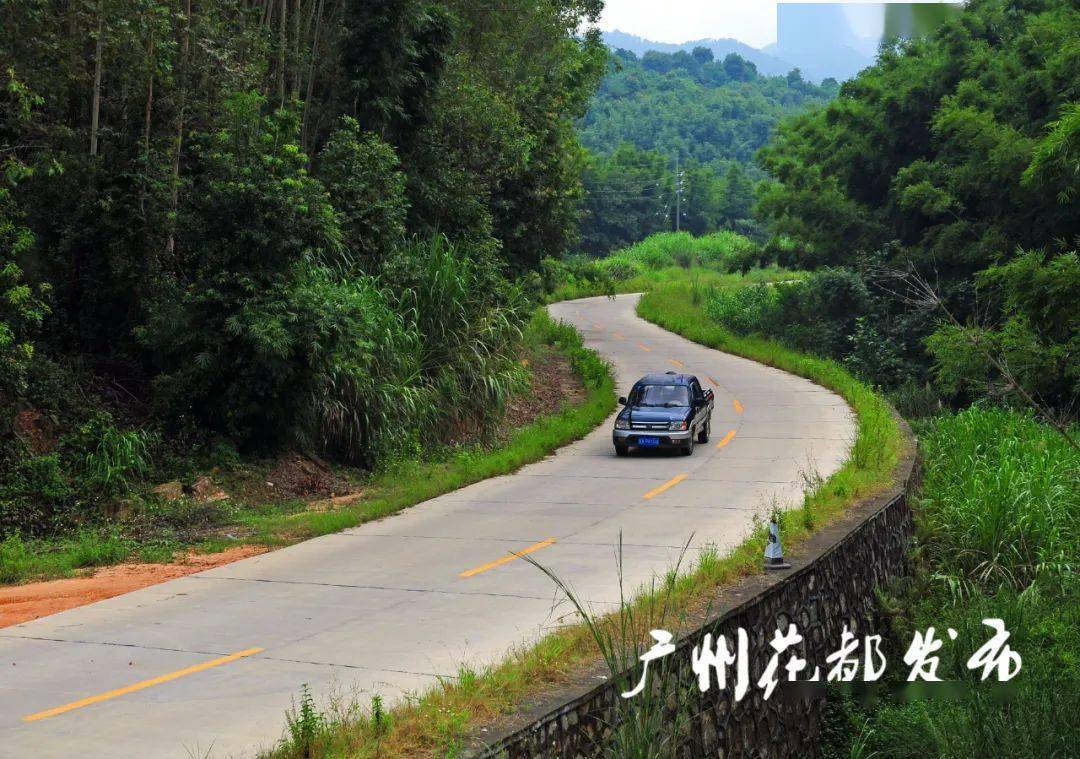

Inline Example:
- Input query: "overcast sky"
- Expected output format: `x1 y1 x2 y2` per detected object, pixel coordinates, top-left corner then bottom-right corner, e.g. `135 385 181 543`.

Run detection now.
596 1 953 49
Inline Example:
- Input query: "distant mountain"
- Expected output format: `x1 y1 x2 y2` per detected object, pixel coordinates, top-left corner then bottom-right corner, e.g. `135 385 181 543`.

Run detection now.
761 41 873 83
601 30 799 79
765 3 879 82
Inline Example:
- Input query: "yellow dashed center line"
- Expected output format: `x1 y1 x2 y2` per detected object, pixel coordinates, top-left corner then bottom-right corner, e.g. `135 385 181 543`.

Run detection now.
22 647 264 722
707 376 720 388
459 538 556 578
643 473 688 500
733 399 744 414
613 331 625 340
636 342 652 352
668 358 684 369
715 429 737 449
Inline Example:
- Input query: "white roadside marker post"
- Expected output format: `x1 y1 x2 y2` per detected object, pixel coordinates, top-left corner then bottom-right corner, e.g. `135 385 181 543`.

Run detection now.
764 518 791 570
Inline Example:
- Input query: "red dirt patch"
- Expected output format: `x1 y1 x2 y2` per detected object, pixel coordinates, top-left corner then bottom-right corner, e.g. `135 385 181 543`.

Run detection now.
267 452 347 497
503 348 587 429
12 409 56 454
0 545 267 629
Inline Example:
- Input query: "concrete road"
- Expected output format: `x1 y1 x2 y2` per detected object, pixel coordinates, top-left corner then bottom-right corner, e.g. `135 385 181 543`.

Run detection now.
0 294 854 757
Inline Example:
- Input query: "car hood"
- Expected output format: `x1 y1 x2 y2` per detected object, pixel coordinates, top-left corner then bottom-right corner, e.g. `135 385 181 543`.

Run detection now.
625 406 690 422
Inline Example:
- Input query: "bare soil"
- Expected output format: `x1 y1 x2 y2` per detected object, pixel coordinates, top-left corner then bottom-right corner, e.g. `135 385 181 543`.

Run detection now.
504 348 587 429
0 546 266 629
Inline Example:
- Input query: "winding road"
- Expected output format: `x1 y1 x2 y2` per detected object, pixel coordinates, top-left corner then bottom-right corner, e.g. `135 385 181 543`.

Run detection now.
0 294 854 757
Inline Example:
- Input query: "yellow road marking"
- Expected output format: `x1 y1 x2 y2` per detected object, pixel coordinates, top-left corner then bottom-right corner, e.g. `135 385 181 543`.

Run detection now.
636 342 652 352
459 538 556 578
715 429 736 449
643 473 688 500
613 331 625 340
593 322 604 329
668 358 684 369
733 399 743 414
22 647 264 722
707 375 720 388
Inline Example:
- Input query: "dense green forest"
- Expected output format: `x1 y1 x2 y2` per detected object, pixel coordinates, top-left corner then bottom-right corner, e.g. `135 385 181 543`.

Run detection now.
746 0 1078 420
0 0 607 538
576 47 838 253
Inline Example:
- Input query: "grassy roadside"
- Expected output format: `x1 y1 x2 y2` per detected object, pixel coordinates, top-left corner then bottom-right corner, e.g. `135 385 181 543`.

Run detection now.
263 270 905 758
824 408 1079 757
0 309 615 585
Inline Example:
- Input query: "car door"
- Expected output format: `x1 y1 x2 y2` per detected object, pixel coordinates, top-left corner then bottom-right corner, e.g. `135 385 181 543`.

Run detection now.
689 379 705 428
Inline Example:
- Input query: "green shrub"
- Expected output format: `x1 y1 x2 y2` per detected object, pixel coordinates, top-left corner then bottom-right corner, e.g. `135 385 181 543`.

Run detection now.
137 94 345 448
0 153 51 401
843 316 905 385
0 453 71 537
703 282 778 333
70 413 156 497
601 256 642 282
316 117 407 266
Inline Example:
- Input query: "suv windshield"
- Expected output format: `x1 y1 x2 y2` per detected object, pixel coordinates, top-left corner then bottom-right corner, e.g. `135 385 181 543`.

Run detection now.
633 384 691 407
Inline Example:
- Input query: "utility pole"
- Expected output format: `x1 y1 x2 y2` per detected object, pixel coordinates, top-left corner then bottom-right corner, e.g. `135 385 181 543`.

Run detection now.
674 155 682 232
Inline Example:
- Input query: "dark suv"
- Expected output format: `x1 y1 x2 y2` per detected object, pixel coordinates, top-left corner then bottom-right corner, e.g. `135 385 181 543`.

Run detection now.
612 372 714 456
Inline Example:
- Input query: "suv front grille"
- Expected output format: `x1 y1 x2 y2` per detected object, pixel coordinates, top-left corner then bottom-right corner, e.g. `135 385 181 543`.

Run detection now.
630 422 668 430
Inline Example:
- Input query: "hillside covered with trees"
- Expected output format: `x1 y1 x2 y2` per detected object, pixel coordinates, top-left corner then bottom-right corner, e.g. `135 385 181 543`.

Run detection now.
0 0 606 539
752 0 1077 420
576 46 838 254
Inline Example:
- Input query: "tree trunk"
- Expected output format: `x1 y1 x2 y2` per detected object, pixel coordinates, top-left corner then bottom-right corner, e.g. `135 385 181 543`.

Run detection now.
89 0 104 156
291 0 301 100
142 30 155 158
301 0 325 150
166 0 192 257
66 1 81 128
277 0 286 105
140 29 155 219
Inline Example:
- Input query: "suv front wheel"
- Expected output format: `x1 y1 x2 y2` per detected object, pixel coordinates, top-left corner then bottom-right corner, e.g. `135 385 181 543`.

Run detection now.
681 434 695 456
697 419 710 444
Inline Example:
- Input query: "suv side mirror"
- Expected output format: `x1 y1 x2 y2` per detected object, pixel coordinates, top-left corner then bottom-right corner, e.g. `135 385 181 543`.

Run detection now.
618 396 628 405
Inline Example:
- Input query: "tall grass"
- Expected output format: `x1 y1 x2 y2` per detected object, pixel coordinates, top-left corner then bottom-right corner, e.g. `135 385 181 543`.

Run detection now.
824 408 1079 759
918 407 1078 588
307 236 530 465
79 424 156 496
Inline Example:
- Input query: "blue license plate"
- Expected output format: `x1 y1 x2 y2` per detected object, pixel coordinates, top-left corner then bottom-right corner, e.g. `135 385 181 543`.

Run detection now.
637 436 660 447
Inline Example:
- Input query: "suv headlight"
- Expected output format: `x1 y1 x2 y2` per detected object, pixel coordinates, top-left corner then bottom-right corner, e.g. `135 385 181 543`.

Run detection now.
669 420 688 431
614 418 630 430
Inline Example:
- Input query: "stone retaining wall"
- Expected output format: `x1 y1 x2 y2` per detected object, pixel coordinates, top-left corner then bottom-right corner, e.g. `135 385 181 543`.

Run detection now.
472 424 918 758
